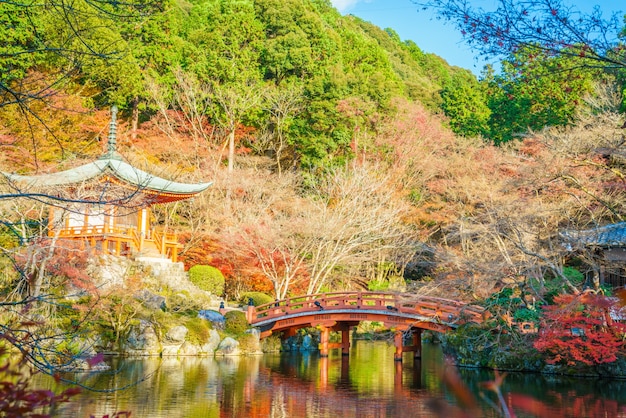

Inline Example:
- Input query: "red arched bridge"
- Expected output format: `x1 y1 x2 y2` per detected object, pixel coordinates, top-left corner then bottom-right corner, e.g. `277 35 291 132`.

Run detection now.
243 291 486 361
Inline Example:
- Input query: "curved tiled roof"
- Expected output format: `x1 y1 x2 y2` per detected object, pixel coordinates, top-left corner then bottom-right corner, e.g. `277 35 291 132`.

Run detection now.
561 222 626 249
2 106 212 202
4 157 212 197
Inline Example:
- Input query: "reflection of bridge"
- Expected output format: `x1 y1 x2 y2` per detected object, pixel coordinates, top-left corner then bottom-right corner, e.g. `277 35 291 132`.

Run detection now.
245 292 486 361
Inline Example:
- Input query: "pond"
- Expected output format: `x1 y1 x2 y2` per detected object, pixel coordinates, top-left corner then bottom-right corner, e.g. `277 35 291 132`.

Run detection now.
39 341 626 417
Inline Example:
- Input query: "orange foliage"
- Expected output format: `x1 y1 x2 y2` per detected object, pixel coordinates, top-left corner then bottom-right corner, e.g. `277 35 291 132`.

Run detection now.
0 71 103 172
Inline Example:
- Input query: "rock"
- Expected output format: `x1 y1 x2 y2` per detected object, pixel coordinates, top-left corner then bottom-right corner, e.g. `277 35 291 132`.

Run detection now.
178 341 199 356
135 289 166 311
198 310 225 329
242 328 262 354
125 319 160 354
300 334 314 351
161 344 182 356
199 330 222 355
166 325 188 343
216 337 241 356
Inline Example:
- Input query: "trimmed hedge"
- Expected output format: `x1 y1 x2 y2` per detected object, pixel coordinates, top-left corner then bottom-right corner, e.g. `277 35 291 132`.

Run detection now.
188 265 225 296
224 310 249 335
239 292 274 307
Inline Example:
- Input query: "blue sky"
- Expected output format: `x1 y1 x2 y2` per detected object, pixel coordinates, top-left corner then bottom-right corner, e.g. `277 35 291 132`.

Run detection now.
331 0 625 74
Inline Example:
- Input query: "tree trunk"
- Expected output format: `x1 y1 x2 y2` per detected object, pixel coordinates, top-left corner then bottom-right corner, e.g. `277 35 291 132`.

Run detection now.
228 128 235 173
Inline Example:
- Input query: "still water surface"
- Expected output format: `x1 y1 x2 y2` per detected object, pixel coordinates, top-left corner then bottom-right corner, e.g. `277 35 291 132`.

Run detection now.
42 341 626 417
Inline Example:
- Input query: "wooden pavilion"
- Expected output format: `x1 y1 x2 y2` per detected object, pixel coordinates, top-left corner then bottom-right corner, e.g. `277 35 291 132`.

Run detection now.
562 222 626 289
3 106 211 262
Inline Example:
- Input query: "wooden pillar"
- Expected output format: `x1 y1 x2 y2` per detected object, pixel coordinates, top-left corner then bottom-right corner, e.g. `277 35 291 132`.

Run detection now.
246 304 256 323
319 326 330 357
341 328 350 356
413 329 422 359
172 246 178 262
319 356 329 390
47 207 55 237
340 355 350 382
82 209 89 234
394 330 403 362
394 359 403 392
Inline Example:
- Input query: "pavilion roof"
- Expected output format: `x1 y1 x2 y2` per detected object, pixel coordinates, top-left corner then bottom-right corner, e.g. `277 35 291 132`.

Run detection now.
561 222 626 250
2 106 211 203
4 157 212 200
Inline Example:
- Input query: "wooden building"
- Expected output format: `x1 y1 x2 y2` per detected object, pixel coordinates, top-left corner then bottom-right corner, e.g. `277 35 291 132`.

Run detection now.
4 106 211 262
562 222 626 288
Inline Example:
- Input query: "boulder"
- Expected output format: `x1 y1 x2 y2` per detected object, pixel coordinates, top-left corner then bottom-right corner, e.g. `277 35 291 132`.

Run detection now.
301 334 314 351
135 289 167 311
198 310 225 329
178 341 200 356
216 337 241 356
242 328 262 354
199 329 222 355
124 319 160 354
166 325 188 343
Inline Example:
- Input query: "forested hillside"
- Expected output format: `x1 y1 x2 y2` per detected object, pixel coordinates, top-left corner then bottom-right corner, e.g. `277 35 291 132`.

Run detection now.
1 0 626 303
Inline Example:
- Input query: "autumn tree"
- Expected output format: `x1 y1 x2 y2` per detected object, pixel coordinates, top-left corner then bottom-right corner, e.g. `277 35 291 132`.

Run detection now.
218 164 416 299
414 0 626 71
534 291 626 366
415 0 626 138
210 82 264 174
259 84 303 175
0 0 154 114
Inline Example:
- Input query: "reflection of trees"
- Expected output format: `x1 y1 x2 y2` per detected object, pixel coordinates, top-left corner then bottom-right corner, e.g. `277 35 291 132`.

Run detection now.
33 343 626 417
458 366 626 410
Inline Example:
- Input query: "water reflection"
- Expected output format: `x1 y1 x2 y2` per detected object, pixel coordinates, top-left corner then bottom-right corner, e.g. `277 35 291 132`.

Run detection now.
35 341 626 417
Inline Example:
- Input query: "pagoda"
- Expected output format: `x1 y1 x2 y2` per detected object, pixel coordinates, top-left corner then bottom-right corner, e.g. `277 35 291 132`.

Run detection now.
4 106 211 262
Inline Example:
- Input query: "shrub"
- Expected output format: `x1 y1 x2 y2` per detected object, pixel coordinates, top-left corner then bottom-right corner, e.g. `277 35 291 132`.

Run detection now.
261 335 282 353
188 265 225 296
224 310 248 335
238 292 274 307
185 317 212 345
237 333 260 354
534 292 626 366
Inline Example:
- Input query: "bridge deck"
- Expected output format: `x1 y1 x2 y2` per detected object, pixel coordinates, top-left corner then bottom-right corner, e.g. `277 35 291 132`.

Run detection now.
247 291 485 331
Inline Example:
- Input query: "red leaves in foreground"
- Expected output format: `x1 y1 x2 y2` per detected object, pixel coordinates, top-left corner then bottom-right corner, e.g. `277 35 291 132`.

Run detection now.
0 372 80 418
533 292 626 366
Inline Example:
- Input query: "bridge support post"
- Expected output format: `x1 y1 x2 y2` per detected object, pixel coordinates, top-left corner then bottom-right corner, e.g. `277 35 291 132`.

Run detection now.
341 328 350 356
319 326 330 357
320 356 328 390
246 303 256 323
394 331 403 362
413 329 422 359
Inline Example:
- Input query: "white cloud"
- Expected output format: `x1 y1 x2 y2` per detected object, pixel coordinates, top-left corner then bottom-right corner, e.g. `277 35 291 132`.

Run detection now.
330 0 361 13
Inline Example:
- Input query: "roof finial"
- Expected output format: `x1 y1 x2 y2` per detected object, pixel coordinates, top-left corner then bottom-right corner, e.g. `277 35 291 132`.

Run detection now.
101 105 122 160
107 105 118 154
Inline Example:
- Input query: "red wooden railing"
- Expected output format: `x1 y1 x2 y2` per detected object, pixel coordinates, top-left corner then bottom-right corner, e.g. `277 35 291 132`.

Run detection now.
247 291 485 326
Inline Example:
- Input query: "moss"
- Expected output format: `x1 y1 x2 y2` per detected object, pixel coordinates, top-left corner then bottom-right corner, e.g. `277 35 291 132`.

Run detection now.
185 317 212 345
224 310 248 335
237 333 259 354
261 335 282 353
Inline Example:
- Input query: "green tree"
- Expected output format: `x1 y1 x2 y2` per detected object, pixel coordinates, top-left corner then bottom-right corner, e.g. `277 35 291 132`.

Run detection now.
440 69 490 137
1 0 151 111
187 0 263 84
485 46 597 143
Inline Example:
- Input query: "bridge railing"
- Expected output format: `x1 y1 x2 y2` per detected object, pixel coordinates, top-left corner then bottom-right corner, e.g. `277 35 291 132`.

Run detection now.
249 291 485 325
